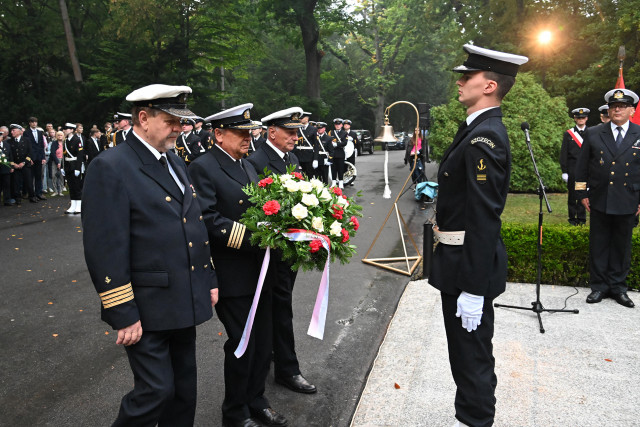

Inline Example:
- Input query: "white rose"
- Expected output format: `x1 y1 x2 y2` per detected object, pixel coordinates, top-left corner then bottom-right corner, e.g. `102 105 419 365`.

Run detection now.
336 196 349 206
319 188 332 202
291 203 308 220
282 179 300 192
280 174 292 181
329 220 342 236
311 216 324 232
301 193 319 207
298 181 313 193
310 178 324 191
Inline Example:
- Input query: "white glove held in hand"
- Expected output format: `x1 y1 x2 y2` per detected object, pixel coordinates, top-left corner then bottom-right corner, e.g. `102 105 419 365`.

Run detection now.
74 170 80 177
456 291 484 332
323 158 330 166
312 160 318 169
562 173 568 183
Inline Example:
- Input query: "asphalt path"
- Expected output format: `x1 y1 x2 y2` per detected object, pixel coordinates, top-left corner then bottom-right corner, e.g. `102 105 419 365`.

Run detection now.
0 149 437 426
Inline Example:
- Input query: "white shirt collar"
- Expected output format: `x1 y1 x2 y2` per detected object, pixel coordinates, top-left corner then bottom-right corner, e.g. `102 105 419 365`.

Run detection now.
132 130 162 160
611 121 630 135
466 106 499 125
214 143 241 162
266 139 286 159
575 125 586 131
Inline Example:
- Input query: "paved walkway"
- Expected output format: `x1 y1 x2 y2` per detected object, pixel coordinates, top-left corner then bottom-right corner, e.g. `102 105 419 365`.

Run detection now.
351 281 640 427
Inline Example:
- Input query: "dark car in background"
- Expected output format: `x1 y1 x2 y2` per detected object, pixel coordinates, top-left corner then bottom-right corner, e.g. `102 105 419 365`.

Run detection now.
354 129 374 154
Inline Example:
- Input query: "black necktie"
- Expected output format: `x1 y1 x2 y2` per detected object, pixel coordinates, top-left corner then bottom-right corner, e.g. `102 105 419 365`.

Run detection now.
615 126 623 146
283 153 290 164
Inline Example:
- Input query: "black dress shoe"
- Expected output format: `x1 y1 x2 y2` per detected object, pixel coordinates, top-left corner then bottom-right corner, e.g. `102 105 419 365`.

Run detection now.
37 195 47 200
29 197 38 203
4 202 15 206
612 293 635 308
275 374 317 394
249 408 288 426
222 417 261 427
586 290 607 304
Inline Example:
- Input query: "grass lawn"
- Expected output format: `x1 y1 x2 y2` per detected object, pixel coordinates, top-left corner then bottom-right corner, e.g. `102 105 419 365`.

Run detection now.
502 192 578 225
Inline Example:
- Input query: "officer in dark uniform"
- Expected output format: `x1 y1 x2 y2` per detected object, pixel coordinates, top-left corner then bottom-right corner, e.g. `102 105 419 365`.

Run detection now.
62 123 84 214
598 104 611 124
83 84 218 426
560 107 589 225
8 124 37 204
248 123 266 155
101 121 112 151
189 103 287 427
1 130 15 205
86 128 103 166
429 44 528 427
327 118 348 188
293 111 318 178
315 122 334 184
247 108 317 397
194 116 211 148
176 118 205 164
113 112 132 147
575 88 640 308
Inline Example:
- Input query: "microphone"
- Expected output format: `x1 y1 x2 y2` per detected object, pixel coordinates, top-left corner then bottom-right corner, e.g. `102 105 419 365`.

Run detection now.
521 122 531 143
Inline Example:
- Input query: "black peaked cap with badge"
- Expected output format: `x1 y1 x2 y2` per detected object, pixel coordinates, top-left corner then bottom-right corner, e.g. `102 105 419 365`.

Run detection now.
452 44 528 77
261 107 304 129
572 108 590 118
605 88 639 106
205 103 261 130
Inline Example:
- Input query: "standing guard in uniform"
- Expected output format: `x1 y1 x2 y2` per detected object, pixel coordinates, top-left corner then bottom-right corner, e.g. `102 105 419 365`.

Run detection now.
343 119 359 182
247 108 317 397
327 118 348 188
429 44 528 427
599 104 611 124
8 124 36 204
0 130 14 206
315 122 334 183
293 111 319 178
560 108 589 225
190 104 288 427
194 117 210 148
176 118 205 164
101 121 113 150
575 88 640 308
62 123 84 214
249 124 266 155
82 84 218 427
112 112 132 147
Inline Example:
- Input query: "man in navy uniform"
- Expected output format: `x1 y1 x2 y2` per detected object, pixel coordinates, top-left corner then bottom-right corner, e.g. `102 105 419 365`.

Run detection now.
247 108 317 396
315 122 334 184
293 111 318 178
560 108 589 225
62 123 84 215
8 124 37 204
82 84 219 426
430 44 528 427
193 116 210 148
23 117 47 200
176 117 205 164
327 118 348 188
0 129 14 205
598 104 611 124
249 124 266 155
112 112 132 147
189 104 288 427
575 88 640 308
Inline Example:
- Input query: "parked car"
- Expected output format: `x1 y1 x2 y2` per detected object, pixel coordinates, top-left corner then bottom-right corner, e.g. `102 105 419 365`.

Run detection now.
354 129 374 154
387 133 407 150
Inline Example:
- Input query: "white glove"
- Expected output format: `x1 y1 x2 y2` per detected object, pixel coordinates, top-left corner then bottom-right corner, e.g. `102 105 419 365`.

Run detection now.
312 160 318 169
74 170 80 177
60 169 65 177
456 291 484 332
323 158 330 166
561 173 568 183
81 163 85 174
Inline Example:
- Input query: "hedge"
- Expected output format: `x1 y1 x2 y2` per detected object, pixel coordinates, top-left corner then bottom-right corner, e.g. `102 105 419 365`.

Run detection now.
502 223 640 290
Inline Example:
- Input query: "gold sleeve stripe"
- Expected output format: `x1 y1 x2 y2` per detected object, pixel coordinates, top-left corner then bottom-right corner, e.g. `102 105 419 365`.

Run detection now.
228 222 246 250
99 283 134 308
575 182 587 191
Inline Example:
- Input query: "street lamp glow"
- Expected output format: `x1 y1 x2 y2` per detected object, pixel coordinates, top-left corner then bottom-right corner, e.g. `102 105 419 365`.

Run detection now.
538 30 552 45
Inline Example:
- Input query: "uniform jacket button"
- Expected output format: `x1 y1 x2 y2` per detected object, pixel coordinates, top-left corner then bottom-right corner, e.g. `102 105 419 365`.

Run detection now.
199 215 203 221
191 266 195 271
443 172 449 177
165 196 172 202
239 200 244 205
189 242 193 247
183 218 187 223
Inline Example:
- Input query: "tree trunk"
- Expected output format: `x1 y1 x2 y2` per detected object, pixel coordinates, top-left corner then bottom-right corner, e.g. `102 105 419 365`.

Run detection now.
296 0 322 100
59 0 83 82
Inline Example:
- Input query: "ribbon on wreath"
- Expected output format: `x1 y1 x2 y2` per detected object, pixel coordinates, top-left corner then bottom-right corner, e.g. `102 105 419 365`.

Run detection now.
234 228 331 358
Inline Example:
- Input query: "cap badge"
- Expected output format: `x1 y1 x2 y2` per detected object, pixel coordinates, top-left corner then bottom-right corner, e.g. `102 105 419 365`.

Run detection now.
292 113 300 120
579 109 584 114
243 110 251 119
614 90 624 99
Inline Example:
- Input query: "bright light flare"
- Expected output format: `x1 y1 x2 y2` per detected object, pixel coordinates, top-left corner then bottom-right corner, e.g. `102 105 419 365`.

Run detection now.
538 30 552 45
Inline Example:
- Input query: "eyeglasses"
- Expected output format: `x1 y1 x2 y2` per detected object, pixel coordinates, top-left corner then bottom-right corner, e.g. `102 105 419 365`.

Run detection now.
609 104 630 111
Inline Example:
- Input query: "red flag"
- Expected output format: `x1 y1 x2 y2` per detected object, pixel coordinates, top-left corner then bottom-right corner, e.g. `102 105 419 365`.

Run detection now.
615 66 625 89
631 105 640 125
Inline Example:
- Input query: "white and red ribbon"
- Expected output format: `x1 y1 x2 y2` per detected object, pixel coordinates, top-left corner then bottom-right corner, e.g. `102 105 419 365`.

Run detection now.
234 229 331 358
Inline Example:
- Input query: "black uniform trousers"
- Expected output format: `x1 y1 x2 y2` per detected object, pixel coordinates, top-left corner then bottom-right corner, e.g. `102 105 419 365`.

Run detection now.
12 167 34 200
32 161 44 196
267 255 300 378
441 293 496 427
114 326 197 427
588 209 635 295
566 175 586 224
299 161 315 179
331 157 345 181
1 173 11 203
215 290 272 422
65 162 83 200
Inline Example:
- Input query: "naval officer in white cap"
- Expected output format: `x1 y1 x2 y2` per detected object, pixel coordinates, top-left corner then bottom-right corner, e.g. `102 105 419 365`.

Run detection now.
560 107 590 225
429 44 528 427
82 84 218 426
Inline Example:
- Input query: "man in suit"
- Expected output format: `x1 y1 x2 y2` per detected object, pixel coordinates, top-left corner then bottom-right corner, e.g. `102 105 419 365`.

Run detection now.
86 127 103 166
8 124 37 204
429 44 528 427
560 108 589 225
247 107 317 397
293 111 318 178
82 84 218 426
575 88 640 308
24 117 47 200
189 104 287 427
327 118 348 188
62 123 84 214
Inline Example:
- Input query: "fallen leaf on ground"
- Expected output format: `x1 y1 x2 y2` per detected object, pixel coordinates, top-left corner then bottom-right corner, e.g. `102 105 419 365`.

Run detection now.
71 280 77 283
604 359 612 362
218 332 223 336
105 331 109 335
37 280 44 283
394 383 401 389
48 302 53 305
52 334 58 337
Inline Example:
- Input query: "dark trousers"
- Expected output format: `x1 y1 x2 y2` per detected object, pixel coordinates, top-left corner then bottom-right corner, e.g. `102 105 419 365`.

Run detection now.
114 327 198 427
215 291 272 422
567 176 586 224
299 161 314 179
332 157 345 181
441 293 497 427
589 209 635 295
66 170 83 200
32 161 43 196
12 167 34 200
267 258 300 378
0 173 11 203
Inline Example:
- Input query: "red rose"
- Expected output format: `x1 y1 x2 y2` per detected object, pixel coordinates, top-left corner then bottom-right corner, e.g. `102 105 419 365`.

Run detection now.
331 187 342 197
350 216 359 231
331 204 344 220
309 239 323 253
341 228 350 243
262 200 281 216
293 172 304 180
258 177 274 187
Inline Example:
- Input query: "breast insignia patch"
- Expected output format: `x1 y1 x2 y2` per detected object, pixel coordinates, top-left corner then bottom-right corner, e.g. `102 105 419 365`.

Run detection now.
470 137 495 149
476 158 487 183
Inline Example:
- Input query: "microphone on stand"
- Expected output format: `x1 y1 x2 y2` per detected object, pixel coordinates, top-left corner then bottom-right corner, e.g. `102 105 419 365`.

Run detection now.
521 122 531 142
